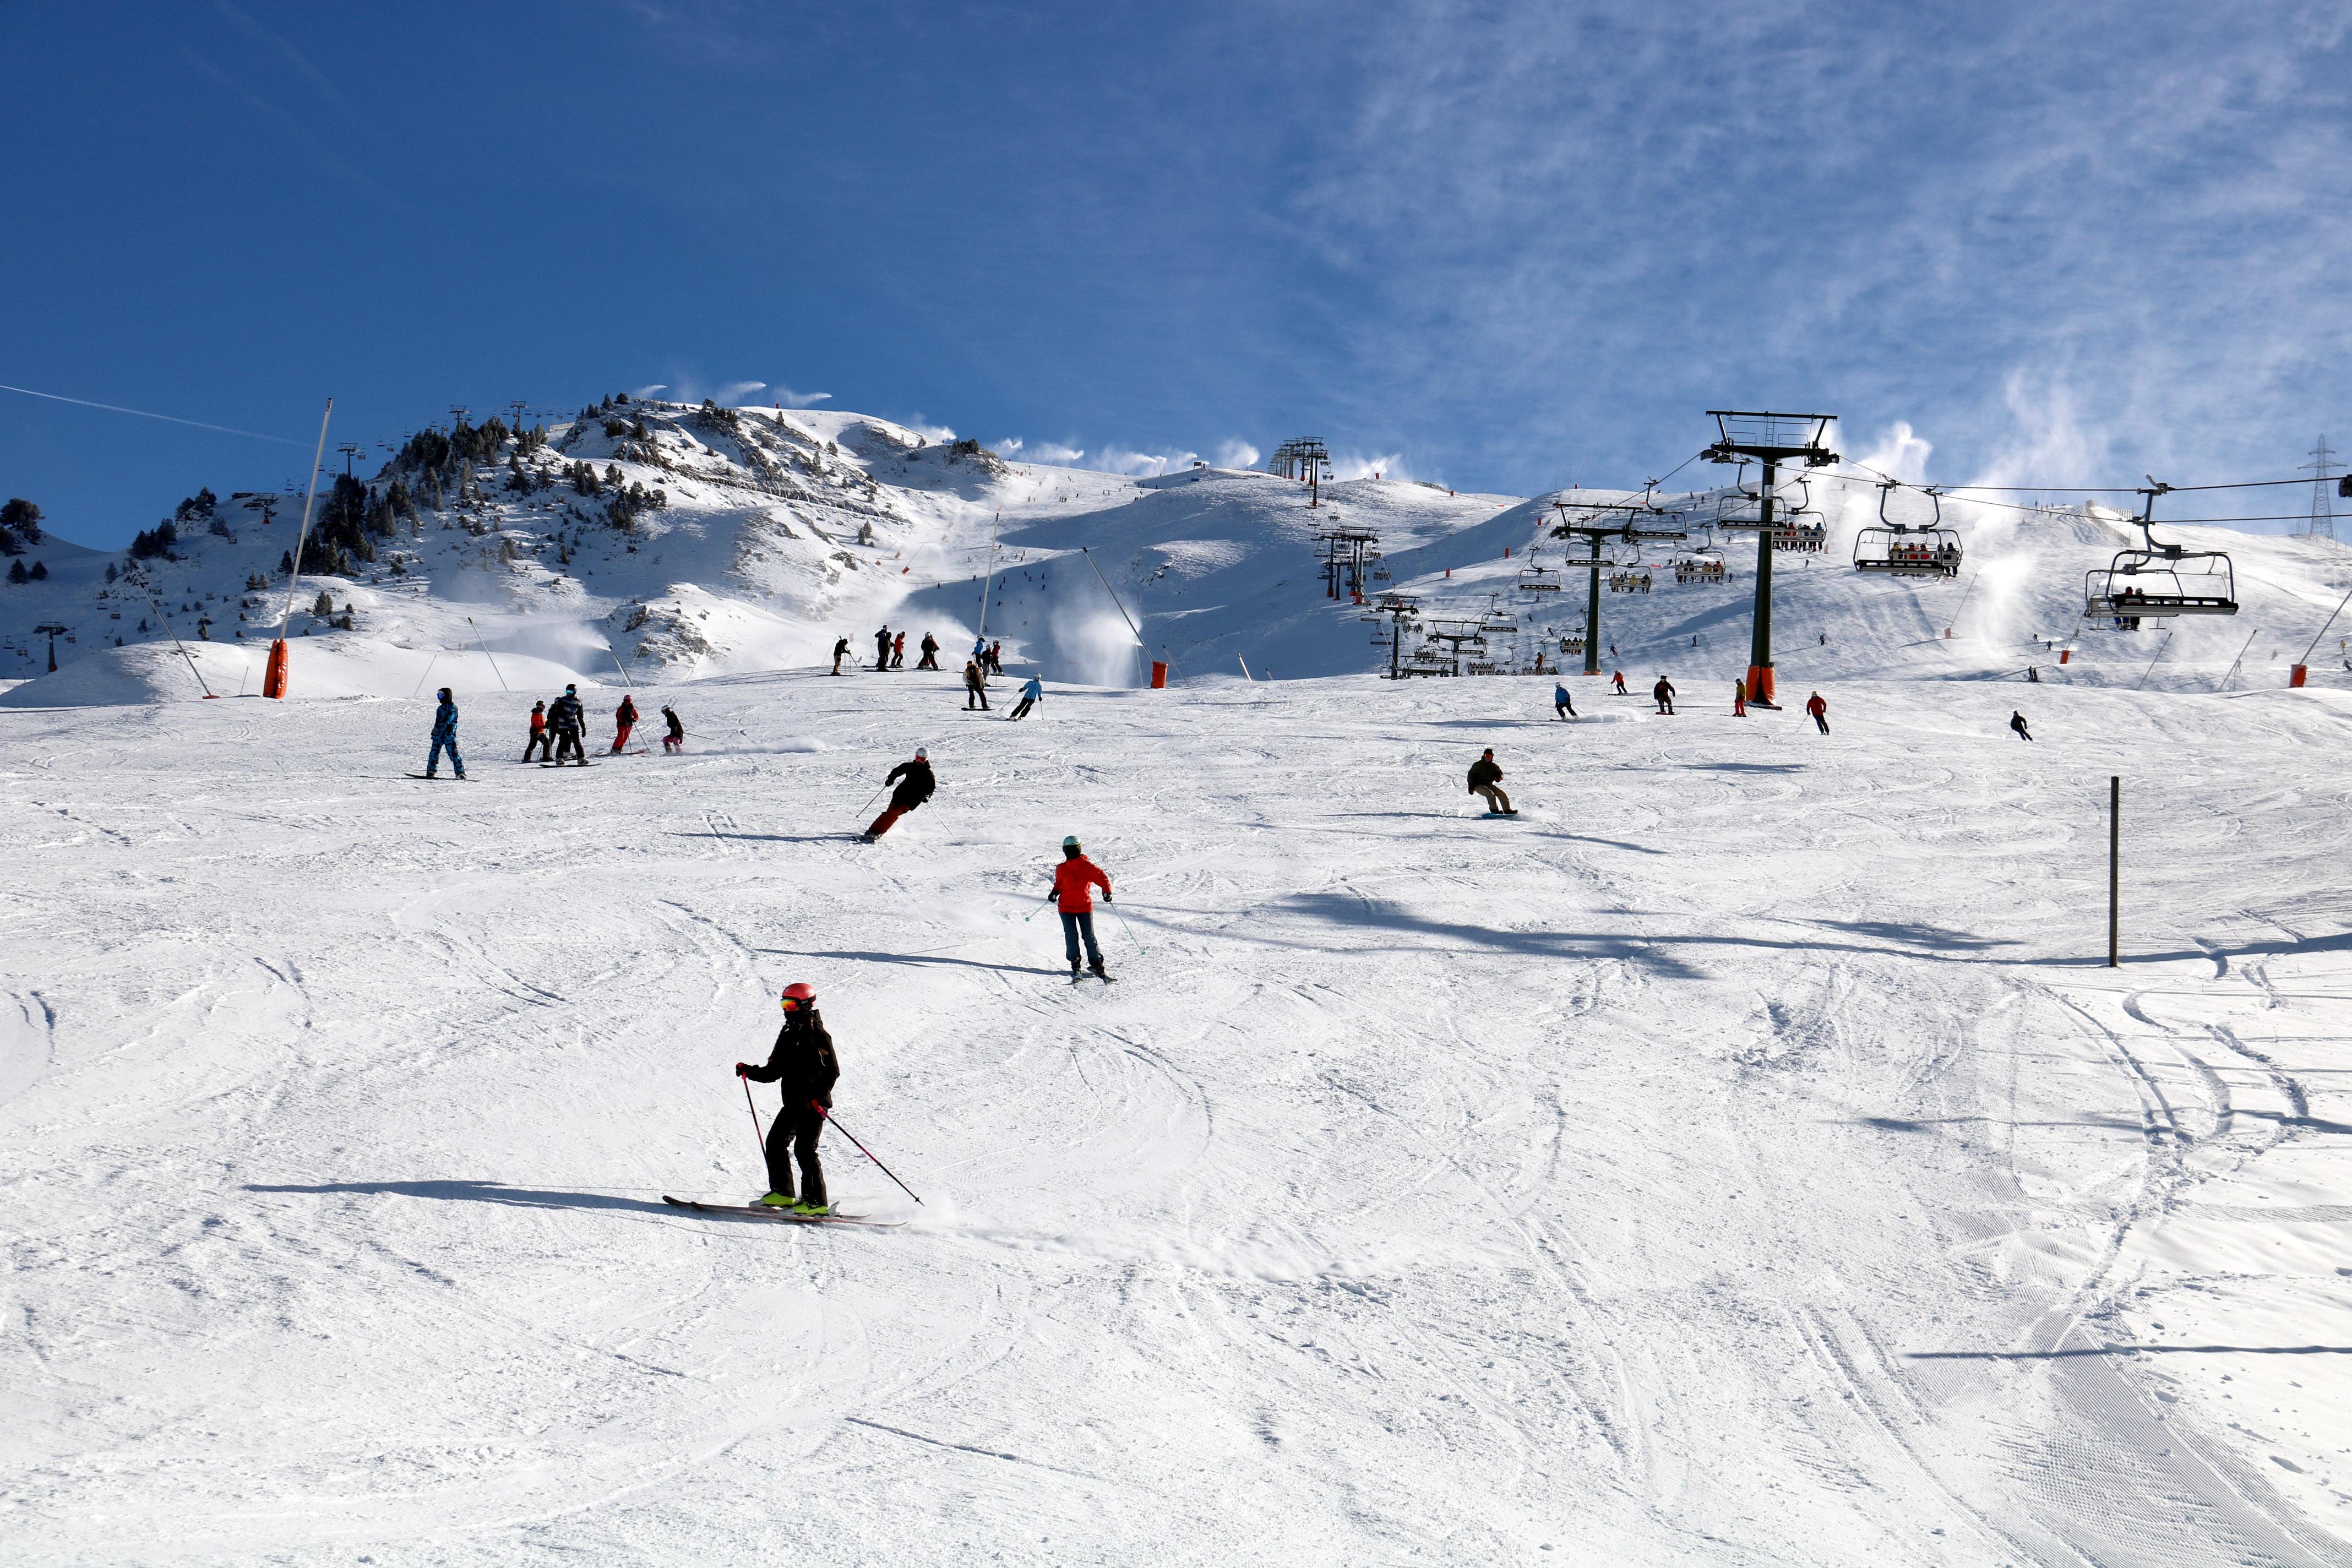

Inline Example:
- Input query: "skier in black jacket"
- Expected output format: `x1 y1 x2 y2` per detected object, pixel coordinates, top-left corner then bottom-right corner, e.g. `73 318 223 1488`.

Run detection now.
736 982 841 1213
547 685 587 765
861 748 935 841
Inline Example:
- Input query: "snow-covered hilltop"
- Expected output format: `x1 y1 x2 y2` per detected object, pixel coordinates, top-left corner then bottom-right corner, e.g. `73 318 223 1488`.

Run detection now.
6 395 2350 706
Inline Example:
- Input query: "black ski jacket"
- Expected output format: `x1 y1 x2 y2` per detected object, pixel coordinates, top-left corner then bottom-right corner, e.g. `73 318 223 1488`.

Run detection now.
548 694 585 734
744 1010 840 1109
885 756 935 807
1468 757 1502 791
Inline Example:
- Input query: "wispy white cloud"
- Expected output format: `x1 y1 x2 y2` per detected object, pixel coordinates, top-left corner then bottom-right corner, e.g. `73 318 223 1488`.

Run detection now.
1213 439 1261 470
1293 1 2352 507
906 415 957 442
770 385 831 409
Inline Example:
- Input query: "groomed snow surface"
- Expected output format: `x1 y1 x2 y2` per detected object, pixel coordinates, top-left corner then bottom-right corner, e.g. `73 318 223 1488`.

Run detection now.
7 667 2352 1565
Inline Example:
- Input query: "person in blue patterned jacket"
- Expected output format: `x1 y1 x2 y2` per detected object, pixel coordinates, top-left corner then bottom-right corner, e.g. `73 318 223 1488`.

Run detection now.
427 687 466 779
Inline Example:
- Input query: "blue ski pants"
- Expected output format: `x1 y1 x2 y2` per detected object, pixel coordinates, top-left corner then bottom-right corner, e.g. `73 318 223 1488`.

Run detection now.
1061 911 1103 967
428 737 464 776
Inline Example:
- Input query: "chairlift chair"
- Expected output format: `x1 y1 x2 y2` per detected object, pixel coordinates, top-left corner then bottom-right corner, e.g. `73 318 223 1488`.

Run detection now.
1854 483 1964 578
2084 486 2237 624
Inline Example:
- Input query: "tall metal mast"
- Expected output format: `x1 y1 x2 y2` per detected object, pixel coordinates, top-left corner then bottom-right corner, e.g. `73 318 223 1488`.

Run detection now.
1703 410 1838 706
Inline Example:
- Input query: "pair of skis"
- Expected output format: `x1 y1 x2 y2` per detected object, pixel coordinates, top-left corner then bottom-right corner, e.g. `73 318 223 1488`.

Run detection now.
661 1196 900 1228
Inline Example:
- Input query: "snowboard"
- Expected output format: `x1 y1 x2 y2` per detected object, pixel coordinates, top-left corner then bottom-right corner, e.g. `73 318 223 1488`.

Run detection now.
404 772 471 781
661 1196 901 1227
541 761 598 768
1069 971 1115 984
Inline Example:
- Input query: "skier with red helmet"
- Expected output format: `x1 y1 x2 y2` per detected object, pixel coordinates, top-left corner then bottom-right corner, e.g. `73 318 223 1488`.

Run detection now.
735 983 841 1213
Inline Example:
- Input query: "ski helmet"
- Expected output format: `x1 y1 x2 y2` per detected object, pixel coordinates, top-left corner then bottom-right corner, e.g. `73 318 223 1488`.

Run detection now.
1062 836 1081 849
914 747 927 759
780 981 815 1011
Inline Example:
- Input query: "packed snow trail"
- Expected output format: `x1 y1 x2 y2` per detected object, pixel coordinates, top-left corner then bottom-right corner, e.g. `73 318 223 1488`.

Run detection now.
4 672 2350 1564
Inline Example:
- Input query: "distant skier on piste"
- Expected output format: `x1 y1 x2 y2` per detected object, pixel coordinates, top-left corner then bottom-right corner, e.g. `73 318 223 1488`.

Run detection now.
873 625 892 671
891 631 906 669
426 687 466 779
1050 835 1112 981
661 704 685 753
1733 678 1747 718
1652 676 1676 715
1611 670 1629 695
611 694 639 754
523 699 552 762
963 658 990 710
917 632 940 669
861 748 935 842
831 636 851 676
986 640 1004 675
1468 748 1515 815
1805 690 1830 734
735 982 840 1213
1009 674 1043 721
1554 680 1576 720
548 684 587 764
2010 710 2033 741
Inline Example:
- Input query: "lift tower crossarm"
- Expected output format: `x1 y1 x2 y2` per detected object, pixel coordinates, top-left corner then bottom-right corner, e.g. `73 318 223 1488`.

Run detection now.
1704 410 1838 705
1548 498 1688 676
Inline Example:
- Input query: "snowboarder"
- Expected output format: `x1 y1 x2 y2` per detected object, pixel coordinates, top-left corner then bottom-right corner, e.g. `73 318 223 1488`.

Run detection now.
611 694 639 754
1009 674 1043 721
1611 670 1629 695
1050 835 1112 981
861 748 935 841
548 684 587 764
1554 680 1576 720
2010 710 2033 741
963 658 990 710
661 704 685 754
734 982 840 1213
917 632 940 670
1733 678 1747 718
1819 631 1827 646
522 699 552 762
1805 690 1830 734
1468 748 1515 815
426 687 466 778
2026 665 2040 683
831 636 850 676
891 631 906 669
1652 676 1676 715
873 625 892 671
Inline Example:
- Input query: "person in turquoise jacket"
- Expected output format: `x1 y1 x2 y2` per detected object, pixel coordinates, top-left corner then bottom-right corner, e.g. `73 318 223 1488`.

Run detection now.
1009 674 1044 721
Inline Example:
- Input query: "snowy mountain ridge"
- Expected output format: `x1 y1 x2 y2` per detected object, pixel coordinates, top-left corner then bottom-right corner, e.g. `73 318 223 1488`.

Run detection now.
5 394 2350 706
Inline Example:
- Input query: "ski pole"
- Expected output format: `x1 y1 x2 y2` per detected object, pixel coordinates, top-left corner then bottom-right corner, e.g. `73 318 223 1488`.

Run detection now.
741 1076 767 1165
815 1104 923 1204
852 781 888 823
1106 899 1146 954
1023 891 1054 923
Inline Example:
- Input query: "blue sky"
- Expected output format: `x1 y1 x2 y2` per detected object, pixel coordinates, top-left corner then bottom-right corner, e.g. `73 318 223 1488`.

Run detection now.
3 0 2349 547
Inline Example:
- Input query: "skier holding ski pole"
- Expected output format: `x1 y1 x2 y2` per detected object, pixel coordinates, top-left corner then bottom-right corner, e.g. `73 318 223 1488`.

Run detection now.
1050 834 1113 982
733 982 840 1213
860 748 935 842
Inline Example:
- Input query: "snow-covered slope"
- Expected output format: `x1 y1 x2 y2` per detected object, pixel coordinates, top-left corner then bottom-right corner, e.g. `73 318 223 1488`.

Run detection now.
6 667 2352 1564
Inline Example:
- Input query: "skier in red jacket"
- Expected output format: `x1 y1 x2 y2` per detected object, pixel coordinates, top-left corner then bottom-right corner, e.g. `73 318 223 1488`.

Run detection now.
1805 690 1829 734
1049 835 1112 981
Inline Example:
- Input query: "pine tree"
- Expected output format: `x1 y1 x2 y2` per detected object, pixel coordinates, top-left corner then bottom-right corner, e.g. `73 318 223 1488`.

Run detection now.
28 560 45 580
6 560 25 584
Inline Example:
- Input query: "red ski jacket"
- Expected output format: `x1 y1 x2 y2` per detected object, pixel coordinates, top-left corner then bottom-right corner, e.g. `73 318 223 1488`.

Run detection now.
1805 694 1827 717
1052 856 1111 914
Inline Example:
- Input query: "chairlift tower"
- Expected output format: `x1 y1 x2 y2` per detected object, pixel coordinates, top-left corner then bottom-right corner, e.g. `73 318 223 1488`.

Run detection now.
34 623 68 673
1269 439 1333 507
1363 592 1422 679
2303 438 2339 543
1704 410 1838 704
1315 527 1380 598
1548 499 1687 675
